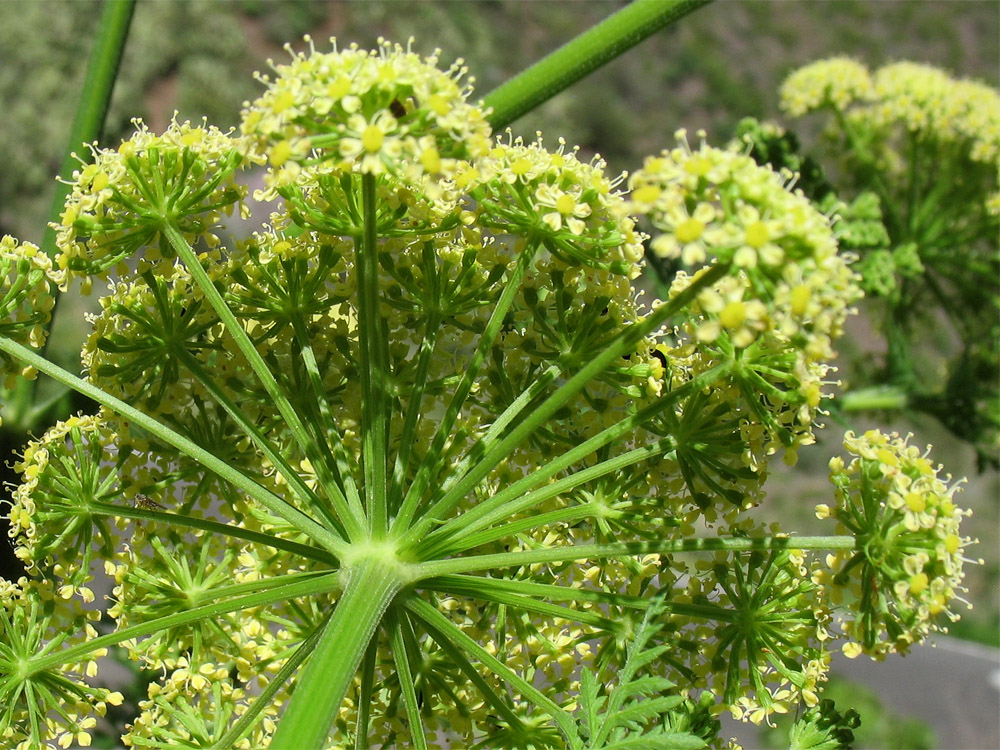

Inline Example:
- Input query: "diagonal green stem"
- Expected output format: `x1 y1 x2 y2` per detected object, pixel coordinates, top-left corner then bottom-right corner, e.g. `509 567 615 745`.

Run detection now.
424 576 619 633
27 571 337 674
0 336 347 558
211 616 328 750
392 243 539 534
483 0 714 129
387 610 430 750
406 597 575 741
417 612 527 735
288 315 368 533
415 363 731 558
401 263 729 549
29 0 136 420
426 574 647 611
178 348 354 540
89 500 335 565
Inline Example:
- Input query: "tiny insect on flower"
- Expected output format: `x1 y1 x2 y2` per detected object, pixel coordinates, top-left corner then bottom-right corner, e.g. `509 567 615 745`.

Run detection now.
133 494 164 511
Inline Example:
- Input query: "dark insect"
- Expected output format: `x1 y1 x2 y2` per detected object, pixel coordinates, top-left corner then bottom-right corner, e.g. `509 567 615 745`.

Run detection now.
389 98 407 119
133 494 164 511
651 348 668 369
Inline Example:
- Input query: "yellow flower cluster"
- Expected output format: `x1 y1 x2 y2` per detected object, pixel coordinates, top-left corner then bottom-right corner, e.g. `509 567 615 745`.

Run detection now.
672 543 832 725
0 580 124 750
52 119 260 293
630 132 861 460
630 131 857 350
816 430 975 659
5 414 119 602
123 666 279 749
241 37 492 180
779 57 873 117
13 34 978 749
470 134 644 277
0 236 53 392
869 61 1000 165
780 58 1000 205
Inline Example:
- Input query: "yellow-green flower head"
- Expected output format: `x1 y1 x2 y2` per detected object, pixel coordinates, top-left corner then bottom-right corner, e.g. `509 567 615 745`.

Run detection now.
241 36 492 179
870 61 1000 164
677 545 832 725
817 430 974 659
5 414 122 601
123 673 279 749
778 57 874 117
0 580 124 750
632 133 860 460
470 134 644 278
52 118 262 293
629 131 844 290
82 264 223 414
0 236 54 391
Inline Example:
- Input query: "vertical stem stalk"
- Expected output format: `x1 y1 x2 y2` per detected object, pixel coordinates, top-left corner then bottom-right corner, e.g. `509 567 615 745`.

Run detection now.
43 0 137 260
269 557 405 750
357 173 391 537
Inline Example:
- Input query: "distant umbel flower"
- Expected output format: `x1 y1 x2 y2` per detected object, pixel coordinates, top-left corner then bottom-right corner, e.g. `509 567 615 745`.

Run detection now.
816 429 976 659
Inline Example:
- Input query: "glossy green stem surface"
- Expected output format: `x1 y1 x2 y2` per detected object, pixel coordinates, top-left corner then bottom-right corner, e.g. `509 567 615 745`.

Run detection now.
484 0 714 129
269 554 407 749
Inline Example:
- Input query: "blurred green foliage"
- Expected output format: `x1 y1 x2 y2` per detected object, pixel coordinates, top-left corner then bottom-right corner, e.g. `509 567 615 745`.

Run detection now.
2 1 996 242
760 677 936 750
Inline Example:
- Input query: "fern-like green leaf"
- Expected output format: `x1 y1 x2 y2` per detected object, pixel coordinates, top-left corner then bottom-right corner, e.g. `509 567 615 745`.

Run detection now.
570 596 709 750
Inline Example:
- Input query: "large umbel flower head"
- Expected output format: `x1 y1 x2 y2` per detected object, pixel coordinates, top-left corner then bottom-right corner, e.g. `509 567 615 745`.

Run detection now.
0 38 973 749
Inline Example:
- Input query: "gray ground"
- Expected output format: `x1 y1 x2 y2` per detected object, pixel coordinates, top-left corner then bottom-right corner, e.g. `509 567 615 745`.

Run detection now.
721 636 1000 750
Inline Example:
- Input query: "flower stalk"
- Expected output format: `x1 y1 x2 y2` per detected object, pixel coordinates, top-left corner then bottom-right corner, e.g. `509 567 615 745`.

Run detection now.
269 554 408 749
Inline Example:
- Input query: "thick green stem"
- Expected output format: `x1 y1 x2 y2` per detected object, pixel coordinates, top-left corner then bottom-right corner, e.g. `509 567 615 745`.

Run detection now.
483 0 714 129
42 0 136 260
270 554 407 750
31 0 136 419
